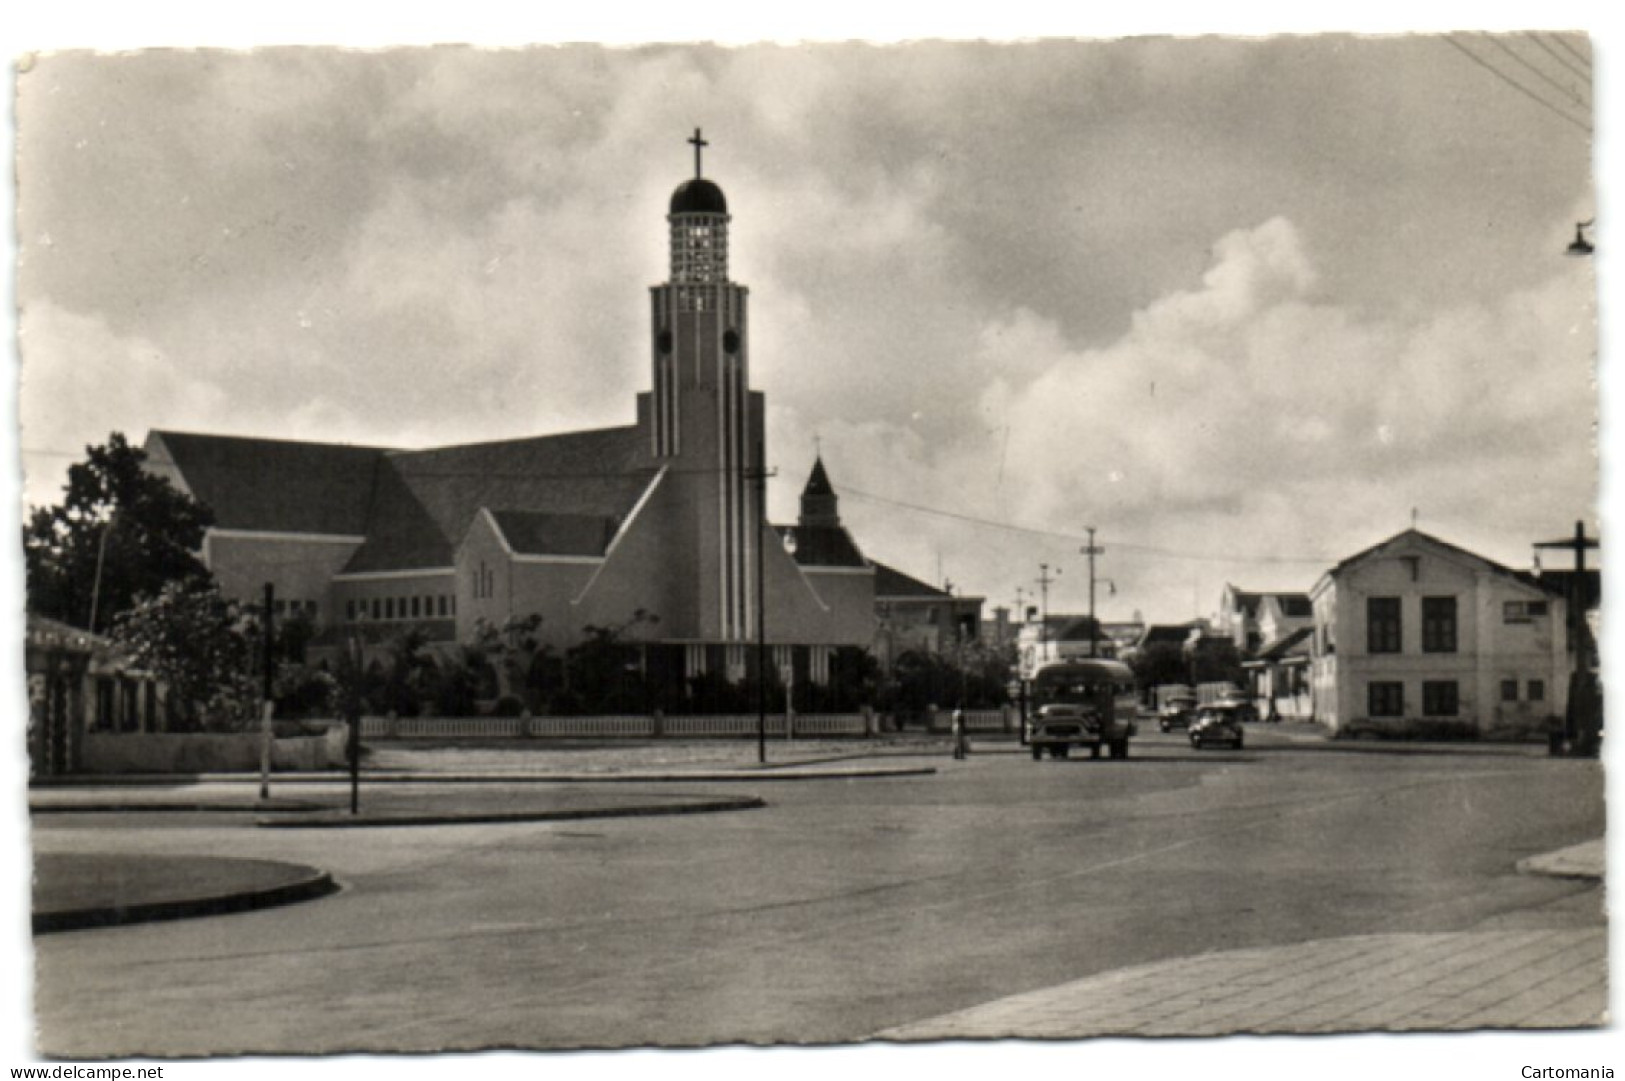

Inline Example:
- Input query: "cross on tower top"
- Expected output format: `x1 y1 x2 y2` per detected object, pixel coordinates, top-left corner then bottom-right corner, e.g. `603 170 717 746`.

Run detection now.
689 127 708 178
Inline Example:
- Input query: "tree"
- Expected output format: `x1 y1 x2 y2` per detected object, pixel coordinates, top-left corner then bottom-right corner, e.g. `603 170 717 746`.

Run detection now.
1127 641 1190 691
564 609 659 713
468 613 549 709
24 433 215 631
109 580 260 731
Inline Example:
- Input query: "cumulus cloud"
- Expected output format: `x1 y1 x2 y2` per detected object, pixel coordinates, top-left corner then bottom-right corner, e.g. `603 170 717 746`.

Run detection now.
774 218 1595 619
14 43 1596 621
18 300 233 507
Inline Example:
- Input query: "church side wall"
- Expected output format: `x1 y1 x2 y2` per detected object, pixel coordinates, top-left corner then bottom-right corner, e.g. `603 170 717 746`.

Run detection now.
797 569 877 647
569 479 691 644
206 533 363 626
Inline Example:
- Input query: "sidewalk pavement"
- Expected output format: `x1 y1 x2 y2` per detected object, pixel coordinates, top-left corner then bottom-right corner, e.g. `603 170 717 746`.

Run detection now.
29 762 937 790
877 838 1606 1040
29 781 770 826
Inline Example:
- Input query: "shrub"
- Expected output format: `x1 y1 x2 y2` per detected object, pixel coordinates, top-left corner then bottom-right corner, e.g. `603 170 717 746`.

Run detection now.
489 694 526 718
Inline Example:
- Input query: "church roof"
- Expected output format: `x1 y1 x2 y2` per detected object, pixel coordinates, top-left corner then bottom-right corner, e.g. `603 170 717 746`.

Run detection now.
802 456 834 497
151 431 391 536
777 523 867 569
872 561 949 599
151 426 655 575
344 426 651 573
670 177 728 215
489 510 619 558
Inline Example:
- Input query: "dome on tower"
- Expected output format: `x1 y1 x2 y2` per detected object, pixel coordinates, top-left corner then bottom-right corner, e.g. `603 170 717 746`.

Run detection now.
669 177 728 215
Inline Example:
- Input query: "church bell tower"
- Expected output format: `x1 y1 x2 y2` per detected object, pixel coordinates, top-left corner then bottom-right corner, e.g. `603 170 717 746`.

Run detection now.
648 130 759 641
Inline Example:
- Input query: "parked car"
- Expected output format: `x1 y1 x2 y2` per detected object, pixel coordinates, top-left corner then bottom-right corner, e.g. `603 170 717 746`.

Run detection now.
1158 695 1200 732
1211 691 1259 724
1190 703 1246 749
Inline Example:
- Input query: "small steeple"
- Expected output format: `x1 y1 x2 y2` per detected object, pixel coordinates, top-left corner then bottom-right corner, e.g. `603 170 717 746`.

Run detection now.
799 455 839 527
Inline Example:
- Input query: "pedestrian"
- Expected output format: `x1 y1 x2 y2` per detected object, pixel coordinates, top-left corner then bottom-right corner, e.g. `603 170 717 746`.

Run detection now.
951 707 969 760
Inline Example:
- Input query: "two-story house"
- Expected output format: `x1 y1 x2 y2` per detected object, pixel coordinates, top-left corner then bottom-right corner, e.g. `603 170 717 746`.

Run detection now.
1309 529 1569 736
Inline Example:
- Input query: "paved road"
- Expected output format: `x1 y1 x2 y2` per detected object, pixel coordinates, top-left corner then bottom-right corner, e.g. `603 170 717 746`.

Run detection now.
30 734 1605 1055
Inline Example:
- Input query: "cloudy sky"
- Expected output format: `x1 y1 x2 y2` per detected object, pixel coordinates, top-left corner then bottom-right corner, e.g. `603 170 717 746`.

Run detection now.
13 30 1599 625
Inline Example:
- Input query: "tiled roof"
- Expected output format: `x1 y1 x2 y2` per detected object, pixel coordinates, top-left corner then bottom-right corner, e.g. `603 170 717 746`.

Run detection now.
344 426 651 573
490 510 618 558
1255 626 1313 660
153 427 656 575
152 431 391 535
1275 594 1313 617
780 523 867 569
871 561 947 598
1329 529 1556 596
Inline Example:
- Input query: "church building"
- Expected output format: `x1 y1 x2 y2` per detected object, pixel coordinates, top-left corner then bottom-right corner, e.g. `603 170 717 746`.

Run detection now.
141 132 878 696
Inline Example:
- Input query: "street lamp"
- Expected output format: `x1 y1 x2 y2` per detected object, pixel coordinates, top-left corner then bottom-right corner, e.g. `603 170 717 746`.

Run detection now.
1566 219 1595 257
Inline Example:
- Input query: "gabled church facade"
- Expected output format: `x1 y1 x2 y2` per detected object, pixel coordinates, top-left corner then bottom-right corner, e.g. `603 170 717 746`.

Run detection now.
141 133 877 694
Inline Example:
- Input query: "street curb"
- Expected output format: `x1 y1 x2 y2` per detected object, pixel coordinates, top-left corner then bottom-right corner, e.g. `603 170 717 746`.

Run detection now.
1516 839 1605 881
33 867 338 935
31 799 327 815
253 793 767 828
34 766 937 787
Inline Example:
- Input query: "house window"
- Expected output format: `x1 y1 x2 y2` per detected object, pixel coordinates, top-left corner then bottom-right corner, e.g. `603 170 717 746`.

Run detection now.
438 595 449 617
1504 601 1551 623
1422 680 1459 717
1367 597 1402 654
1500 679 1518 702
385 598 395 620
346 600 356 622
1368 681 1405 717
1529 679 1546 702
1421 597 1457 653
411 596 421 618
371 598 382 620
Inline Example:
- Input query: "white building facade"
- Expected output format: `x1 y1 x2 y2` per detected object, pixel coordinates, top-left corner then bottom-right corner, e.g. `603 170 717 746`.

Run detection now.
1309 530 1569 736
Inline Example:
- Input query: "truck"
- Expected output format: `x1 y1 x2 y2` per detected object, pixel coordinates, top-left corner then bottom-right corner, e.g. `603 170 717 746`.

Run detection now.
1027 658 1139 760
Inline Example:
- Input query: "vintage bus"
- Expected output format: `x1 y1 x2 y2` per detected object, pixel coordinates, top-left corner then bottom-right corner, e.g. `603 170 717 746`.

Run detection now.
1027 658 1139 760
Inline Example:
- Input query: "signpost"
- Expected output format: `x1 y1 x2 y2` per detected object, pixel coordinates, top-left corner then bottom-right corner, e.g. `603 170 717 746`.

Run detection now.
259 582 274 802
781 662 794 740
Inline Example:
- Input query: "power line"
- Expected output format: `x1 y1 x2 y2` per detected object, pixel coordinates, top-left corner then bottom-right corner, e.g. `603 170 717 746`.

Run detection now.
1548 32 1592 72
1442 36 1592 135
1525 32 1591 84
834 483 1335 566
1484 35 1588 110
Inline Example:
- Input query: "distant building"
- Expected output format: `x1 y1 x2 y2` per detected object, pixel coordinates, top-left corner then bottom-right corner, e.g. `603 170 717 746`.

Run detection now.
1242 626 1314 720
872 563 984 666
26 615 164 777
1309 529 1571 736
1216 584 1313 655
1016 613 1118 678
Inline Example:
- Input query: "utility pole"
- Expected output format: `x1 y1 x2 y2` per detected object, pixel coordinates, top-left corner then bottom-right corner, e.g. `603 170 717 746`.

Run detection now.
1535 521 1600 755
346 630 363 815
747 441 777 765
1083 527 1105 658
1036 563 1060 663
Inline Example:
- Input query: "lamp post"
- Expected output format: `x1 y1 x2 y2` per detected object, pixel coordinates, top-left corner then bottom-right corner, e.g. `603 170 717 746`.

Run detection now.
1566 219 1595 257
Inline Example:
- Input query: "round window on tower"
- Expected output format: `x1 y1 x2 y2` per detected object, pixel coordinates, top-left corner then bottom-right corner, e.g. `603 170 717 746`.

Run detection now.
723 329 740 355
657 329 673 355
